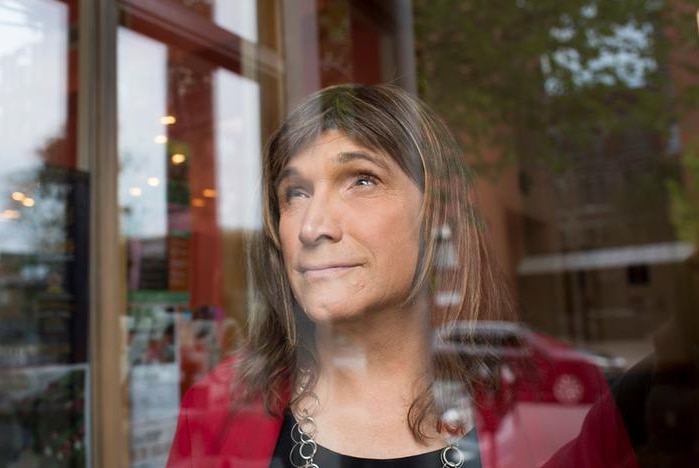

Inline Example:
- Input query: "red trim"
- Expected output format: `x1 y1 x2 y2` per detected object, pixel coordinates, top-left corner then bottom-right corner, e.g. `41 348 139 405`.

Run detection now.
120 0 242 73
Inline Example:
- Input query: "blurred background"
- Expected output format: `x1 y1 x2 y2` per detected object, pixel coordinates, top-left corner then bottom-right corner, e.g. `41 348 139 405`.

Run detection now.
0 0 698 466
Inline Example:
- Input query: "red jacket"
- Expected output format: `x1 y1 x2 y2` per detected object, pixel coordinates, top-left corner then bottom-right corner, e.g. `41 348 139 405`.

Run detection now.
166 358 638 468
167 358 282 467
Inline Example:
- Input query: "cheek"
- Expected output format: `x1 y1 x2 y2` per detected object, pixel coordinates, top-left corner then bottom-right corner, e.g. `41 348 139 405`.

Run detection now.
374 215 421 273
399 236 421 280
395 213 422 282
277 225 300 293
278 217 296 259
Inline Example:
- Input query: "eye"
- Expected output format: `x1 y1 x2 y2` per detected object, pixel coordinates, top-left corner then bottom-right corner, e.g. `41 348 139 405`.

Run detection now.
353 173 379 187
279 186 308 204
288 187 308 199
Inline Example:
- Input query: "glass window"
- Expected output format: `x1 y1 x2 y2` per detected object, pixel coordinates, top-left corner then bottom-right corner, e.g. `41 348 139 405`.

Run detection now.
154 0 258 43
116 3 272 465
4 1 696 466
414 0 699 465
0 0 89 467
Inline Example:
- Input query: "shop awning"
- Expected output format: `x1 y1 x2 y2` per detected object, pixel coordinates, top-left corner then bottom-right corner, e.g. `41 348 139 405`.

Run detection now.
518 241 695 275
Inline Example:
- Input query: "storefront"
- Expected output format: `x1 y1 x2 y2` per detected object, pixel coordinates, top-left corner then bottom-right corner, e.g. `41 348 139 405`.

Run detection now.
0 1 414 466
2 1 698 467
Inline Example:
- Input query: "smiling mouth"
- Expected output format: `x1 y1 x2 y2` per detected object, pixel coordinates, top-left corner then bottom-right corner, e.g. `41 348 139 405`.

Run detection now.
299 264 360 278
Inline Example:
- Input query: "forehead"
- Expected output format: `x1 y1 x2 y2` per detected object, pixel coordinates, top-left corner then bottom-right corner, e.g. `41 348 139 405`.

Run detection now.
280 130 392 173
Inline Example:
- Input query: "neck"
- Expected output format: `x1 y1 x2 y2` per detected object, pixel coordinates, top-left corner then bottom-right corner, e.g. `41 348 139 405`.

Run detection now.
316 299 431 378
291 295 450 458
311 294 432 401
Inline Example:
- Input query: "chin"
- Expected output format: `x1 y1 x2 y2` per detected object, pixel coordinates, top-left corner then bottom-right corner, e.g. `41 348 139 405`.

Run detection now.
301 300 365 324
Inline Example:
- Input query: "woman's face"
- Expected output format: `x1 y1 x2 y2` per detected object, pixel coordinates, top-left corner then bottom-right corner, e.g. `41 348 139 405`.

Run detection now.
276 130 423 324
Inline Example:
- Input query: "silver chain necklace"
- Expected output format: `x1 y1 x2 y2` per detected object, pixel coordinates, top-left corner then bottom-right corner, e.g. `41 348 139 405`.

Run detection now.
289 377 468 468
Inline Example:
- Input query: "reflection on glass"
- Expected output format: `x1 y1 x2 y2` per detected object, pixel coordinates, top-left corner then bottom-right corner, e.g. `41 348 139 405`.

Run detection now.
159 0 258 42
118 28 168 240
213 0 256 43
0 0 67 177
414 1 699 465
118 15 262 465
213 69 261 230
0 1 88 467
118 28 177 468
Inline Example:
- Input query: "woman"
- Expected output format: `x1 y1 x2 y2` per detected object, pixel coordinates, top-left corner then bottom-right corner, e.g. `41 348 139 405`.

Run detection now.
167 84 513 468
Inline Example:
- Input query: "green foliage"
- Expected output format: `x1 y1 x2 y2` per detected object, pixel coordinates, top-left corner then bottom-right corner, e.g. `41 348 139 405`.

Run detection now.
413 0 696 172
668 138 699 246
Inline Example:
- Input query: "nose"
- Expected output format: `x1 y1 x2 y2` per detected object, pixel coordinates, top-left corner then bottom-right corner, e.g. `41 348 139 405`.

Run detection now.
298 190 342 245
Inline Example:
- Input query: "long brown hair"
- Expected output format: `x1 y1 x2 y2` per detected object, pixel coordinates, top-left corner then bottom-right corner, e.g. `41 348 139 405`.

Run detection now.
236 83 514 440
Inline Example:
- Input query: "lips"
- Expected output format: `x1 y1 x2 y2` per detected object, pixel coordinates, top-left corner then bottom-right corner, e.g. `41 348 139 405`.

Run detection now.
297 263 361 278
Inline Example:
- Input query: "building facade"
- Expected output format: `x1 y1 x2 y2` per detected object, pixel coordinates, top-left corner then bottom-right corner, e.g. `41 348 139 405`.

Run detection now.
0 1 416 466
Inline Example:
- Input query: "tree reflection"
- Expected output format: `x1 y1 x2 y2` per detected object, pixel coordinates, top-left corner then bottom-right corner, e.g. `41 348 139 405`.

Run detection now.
414 0 697 173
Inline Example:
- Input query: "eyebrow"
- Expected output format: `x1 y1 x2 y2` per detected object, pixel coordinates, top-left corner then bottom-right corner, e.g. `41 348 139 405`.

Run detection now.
336 150 391 171
275 149 391 189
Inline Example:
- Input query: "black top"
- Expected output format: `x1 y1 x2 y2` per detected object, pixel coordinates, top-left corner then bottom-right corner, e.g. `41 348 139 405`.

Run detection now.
270 412 482 468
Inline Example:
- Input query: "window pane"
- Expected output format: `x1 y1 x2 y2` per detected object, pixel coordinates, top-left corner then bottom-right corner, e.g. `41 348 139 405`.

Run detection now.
117 9 266 464
0 1 89 467
154 0 258 43
414 0 699 465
